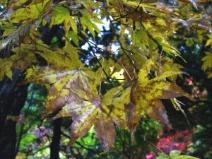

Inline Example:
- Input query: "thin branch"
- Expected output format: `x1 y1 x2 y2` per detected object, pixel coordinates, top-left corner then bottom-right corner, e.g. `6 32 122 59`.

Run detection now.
15 124 24 154
119 41 138 72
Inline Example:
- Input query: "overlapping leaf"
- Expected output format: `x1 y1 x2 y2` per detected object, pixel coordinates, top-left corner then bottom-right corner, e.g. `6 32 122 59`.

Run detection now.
132 59 187 127
27 67 131 148
0 0 206 151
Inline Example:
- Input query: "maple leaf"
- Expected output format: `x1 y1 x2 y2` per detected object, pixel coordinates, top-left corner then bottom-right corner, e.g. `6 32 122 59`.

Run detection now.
102 85 132 128
27 66 131 148
148 100 172 129
131 58 190 128
25 57 187 149
31 54 188 147
41 69 100 138
95 115 116 150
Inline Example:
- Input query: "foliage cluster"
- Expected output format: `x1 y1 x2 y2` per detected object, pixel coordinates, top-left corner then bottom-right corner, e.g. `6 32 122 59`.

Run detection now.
0 0 211 158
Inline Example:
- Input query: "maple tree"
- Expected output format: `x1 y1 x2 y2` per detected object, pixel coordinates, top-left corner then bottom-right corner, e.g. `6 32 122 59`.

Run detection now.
0 0 211 158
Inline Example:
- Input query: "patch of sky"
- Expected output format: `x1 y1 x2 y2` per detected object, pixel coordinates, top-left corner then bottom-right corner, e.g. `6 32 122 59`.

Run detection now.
111 42 120 55
82 11 123 57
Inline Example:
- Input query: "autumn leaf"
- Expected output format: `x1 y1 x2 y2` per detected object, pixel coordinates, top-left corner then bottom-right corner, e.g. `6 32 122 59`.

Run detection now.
148 100 171 129
95 115 116 150
102 85 131 128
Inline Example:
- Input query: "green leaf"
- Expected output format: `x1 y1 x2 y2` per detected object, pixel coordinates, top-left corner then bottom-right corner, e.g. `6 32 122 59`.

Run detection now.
10 1 49 23
102 85 131 128
5 69 13 79
51 5 70 25
202 52 212 71
202 52 212 78
170 150 199 159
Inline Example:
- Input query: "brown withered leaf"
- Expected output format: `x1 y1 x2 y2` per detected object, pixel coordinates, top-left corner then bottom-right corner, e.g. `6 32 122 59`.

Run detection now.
45 69 100 139
161 83 191 100
149 100 172 129
28 68 99 138
95 115 116 150
30 67 131 148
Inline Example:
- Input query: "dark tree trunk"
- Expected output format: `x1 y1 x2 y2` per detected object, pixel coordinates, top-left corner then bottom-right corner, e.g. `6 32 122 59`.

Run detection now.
0 70 27 159
50 118 62 159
